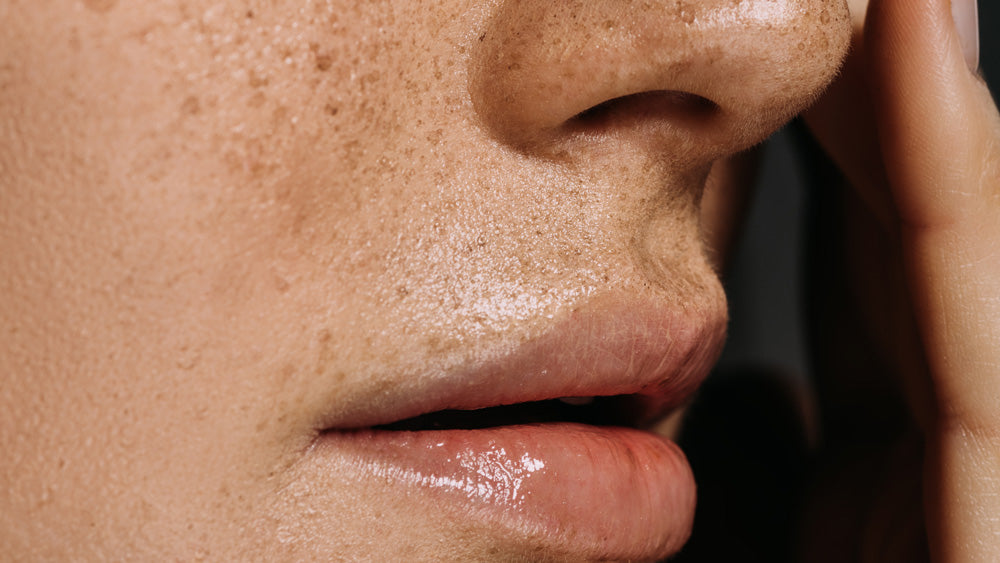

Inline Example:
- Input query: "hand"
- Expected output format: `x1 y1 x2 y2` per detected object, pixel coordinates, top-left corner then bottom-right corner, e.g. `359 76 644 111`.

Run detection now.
803 0 1000 560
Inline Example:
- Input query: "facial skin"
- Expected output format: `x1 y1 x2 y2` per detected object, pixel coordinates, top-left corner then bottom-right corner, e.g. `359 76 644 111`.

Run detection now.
0 1 849 560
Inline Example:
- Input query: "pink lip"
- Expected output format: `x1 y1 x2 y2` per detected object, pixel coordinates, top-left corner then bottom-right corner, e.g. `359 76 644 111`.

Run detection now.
319 424 695 561
320 298 727 430
313 296 726 561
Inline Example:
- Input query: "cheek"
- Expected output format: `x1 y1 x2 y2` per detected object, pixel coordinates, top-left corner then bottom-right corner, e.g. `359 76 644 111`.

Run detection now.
0 2 506 549
0 0 756 557
0 3 381 551
0 0 720 447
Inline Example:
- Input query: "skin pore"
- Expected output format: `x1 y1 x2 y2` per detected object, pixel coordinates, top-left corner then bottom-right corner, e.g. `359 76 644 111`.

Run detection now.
0 0 895 560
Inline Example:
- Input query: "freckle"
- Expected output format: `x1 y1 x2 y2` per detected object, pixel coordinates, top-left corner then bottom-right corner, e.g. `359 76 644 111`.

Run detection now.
83 0 117 13
248 91 267 108
177 348 200 370
424 334 441 351
315 330 334 375
315 53 333 72
280 363 296 384
274 275 290 293
371 378 393 394
324 103 340 116
248 70 269 88
181 96 200 115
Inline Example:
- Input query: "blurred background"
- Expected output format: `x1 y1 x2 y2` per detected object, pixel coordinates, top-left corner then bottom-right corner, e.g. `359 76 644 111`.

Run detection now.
676 5 999 561
720 2 999 386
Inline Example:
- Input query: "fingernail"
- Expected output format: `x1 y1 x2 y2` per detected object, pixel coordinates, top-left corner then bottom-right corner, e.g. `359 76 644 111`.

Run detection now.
952 0 980 71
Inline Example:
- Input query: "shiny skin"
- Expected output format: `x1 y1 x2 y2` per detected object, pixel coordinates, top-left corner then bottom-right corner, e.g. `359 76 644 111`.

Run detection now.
0 1 850 560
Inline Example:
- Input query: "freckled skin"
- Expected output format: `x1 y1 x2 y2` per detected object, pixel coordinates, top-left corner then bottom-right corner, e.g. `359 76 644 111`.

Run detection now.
0 1 849 560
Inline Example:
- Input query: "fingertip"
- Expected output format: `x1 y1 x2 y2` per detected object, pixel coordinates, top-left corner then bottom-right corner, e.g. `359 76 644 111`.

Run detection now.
864 0 966 105
863 0 995 228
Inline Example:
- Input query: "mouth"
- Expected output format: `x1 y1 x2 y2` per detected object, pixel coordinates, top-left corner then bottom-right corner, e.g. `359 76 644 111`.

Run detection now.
374 395 636 431
310 297 726 562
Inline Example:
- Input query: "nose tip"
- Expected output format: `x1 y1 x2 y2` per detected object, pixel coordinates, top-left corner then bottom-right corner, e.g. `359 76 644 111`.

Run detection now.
471 0 851 160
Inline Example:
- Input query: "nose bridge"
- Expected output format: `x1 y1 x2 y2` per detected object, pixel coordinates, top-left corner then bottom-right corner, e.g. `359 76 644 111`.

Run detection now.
470 0 851 158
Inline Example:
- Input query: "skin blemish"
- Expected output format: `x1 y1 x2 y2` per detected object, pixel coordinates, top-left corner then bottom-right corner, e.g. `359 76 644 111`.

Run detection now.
248 70 269 89
248 91 267 108
273 274 291 293
181 96 201 116
314 329 336 376
315 54 333 72
311 43 335 72
0 1 851 559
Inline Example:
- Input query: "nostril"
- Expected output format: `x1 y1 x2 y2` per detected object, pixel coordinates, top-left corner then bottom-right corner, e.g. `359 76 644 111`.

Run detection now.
568 90 719 134
470 0 852 159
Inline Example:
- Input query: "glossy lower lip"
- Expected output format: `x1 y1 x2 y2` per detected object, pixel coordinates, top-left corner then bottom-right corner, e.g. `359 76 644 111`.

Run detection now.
308 294 726 558
318 423 695 562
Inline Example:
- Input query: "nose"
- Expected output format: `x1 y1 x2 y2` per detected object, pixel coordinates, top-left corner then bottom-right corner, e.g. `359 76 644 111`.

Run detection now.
471 0 851 162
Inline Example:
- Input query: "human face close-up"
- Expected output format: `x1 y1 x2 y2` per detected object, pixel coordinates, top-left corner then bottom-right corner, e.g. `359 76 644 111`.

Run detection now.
1 1 851 560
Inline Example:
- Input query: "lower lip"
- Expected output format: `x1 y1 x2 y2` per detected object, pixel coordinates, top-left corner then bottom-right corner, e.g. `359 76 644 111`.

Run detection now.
318 423 695 561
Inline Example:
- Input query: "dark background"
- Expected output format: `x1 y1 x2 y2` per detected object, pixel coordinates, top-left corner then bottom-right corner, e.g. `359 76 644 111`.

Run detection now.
675 6 998 561
721 3 999 381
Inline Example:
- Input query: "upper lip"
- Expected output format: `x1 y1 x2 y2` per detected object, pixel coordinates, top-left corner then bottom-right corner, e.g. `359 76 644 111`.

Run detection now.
320 294 727 432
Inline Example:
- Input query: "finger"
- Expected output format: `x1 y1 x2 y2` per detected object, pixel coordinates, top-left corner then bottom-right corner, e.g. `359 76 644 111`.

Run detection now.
803 0 900 231
867 0 994 228
864 1 1000 561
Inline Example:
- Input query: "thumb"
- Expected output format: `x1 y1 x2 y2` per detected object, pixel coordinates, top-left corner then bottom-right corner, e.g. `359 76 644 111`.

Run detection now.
865 1 1000 561
867 0 996 228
